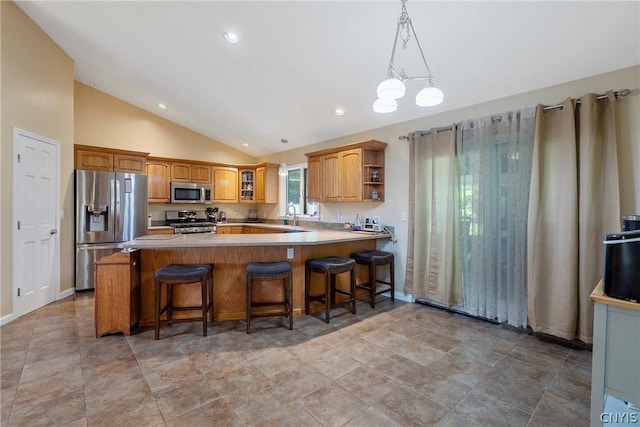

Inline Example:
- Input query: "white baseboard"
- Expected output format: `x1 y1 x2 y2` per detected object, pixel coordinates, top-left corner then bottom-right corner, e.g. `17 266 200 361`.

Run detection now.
58 287 75 300
394 292 415 303
0 313 15 326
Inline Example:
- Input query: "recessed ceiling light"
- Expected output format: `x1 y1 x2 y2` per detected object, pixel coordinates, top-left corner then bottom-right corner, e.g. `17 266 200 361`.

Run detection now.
158 103 167 110
241 142 249 147
223 32 239 44
334 108 345 116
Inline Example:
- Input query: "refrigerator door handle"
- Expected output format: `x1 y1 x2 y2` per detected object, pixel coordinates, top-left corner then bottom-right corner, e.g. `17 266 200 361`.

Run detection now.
77 243 122 251
114 178 120 234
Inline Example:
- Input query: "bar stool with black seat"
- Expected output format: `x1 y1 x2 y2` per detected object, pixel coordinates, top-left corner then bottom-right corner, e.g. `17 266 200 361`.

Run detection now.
305 256 356 323
350 250 394 308
246 261 293 334
154 263 214 340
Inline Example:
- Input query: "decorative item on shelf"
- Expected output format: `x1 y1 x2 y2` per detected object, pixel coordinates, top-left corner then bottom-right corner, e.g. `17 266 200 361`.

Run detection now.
373 0 444 113
371 170 380 182
371 190 379 200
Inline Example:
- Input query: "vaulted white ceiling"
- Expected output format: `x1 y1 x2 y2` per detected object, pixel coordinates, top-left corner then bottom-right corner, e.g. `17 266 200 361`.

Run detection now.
17 1 640 157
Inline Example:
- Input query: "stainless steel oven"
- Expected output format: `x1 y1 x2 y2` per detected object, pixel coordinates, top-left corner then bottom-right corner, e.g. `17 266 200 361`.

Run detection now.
170 182 212 204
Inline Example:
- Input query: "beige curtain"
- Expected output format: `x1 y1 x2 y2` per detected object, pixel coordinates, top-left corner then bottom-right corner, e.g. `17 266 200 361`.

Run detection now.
404 127 462 306
527 92 620 343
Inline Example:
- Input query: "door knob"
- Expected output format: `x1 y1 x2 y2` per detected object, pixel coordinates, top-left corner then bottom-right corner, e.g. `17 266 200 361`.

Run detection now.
50 229 57 235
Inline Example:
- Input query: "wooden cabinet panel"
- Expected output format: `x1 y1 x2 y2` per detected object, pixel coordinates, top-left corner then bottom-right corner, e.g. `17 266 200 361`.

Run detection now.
340 148 362 202
191 164 211 183
94 250 140 337
322 153 341 202
170 162 193 181
75 149 113 171
114 154 146 173
75 145 149 173
171 162 210 183
146 159 171 203
147 227 174 235
256 164 278 204
212 166 238 203
306 156 322 202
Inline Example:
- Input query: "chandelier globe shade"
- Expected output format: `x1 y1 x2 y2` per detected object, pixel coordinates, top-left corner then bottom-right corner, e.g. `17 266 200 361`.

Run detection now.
376 77 406 100
415 84 444 107
372 97 398 113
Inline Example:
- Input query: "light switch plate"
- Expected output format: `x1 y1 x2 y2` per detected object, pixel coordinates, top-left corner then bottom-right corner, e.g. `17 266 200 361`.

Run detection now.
286 247 294 259
401 212 408 221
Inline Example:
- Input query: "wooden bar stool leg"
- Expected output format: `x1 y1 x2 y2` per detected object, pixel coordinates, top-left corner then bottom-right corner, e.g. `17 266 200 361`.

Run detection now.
287 271 293 330
350 267 357 314
305 267 311 315
201 277 208 337
155 279 161 340
325 271 331 324
166 283 173 323
369 262 376 308
390 260 395 302
246 274 252 334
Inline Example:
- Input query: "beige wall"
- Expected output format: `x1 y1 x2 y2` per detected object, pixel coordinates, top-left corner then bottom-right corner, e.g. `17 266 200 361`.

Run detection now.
75 82 256 165
1 1 75 318
259 66 640 296
75 83 262 223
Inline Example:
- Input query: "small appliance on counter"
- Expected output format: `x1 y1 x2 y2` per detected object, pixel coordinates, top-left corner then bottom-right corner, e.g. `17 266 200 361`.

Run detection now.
205 206 219 223
218 211 227 223
246 208 259 223
603 229 640 302
363 216 384 232
166 210 216 234
622 215 640 231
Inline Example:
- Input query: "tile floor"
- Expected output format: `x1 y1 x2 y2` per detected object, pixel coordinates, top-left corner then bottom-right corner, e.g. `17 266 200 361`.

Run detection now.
1 292 592 427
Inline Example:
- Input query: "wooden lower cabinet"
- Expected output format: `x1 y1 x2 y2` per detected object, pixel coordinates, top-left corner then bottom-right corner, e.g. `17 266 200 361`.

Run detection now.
137 240 376 325
94 250 140 337
147 227 174 235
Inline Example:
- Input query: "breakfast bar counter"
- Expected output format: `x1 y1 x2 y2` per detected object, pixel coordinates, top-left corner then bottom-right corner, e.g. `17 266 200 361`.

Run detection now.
121 228 391 326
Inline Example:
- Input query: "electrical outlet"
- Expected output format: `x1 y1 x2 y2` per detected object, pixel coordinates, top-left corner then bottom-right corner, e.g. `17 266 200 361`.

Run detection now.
286 247 294 259
337 213 342 222
401 212 408 222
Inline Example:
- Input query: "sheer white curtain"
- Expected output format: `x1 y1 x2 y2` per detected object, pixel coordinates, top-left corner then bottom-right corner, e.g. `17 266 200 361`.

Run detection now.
404 127 462 306
457 108 535 327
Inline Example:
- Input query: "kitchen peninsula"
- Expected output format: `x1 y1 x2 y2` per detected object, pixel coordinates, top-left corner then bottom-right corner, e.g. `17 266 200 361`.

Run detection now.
121 227 391 326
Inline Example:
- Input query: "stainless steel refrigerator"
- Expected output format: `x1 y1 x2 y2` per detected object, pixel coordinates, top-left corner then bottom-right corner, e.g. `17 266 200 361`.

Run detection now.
75 170 148 290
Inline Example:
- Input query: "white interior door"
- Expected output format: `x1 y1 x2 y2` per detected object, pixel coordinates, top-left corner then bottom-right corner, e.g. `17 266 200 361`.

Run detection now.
13 128 60 317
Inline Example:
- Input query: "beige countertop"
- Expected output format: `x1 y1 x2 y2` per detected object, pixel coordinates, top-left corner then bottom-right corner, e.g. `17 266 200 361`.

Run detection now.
590 280 640 312
123 227 391 248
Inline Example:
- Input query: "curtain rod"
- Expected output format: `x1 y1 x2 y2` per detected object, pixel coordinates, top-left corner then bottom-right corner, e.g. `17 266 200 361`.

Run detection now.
399 125 454 140
399 88 632 139
542 89 630 112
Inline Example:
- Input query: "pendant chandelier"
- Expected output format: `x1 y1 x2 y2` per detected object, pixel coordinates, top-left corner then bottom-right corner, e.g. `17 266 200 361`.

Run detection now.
373 0 444 113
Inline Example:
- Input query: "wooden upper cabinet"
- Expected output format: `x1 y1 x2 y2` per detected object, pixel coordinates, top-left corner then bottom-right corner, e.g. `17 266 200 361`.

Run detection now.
146 158 171 203
305 140 386 203
212 166 238 203
75 145 148 173
114 154 146 173
322 153 341 202
76 149 113 171
340 149 362 202
306 156 322 202
255 163 278 204
170 162 210 183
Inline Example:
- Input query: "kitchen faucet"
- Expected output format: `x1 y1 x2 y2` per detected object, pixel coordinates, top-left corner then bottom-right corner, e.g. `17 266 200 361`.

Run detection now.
287 204 298 227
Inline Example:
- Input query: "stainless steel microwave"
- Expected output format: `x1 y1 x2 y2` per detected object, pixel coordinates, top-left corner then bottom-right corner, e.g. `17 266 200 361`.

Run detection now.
170 182 212 204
